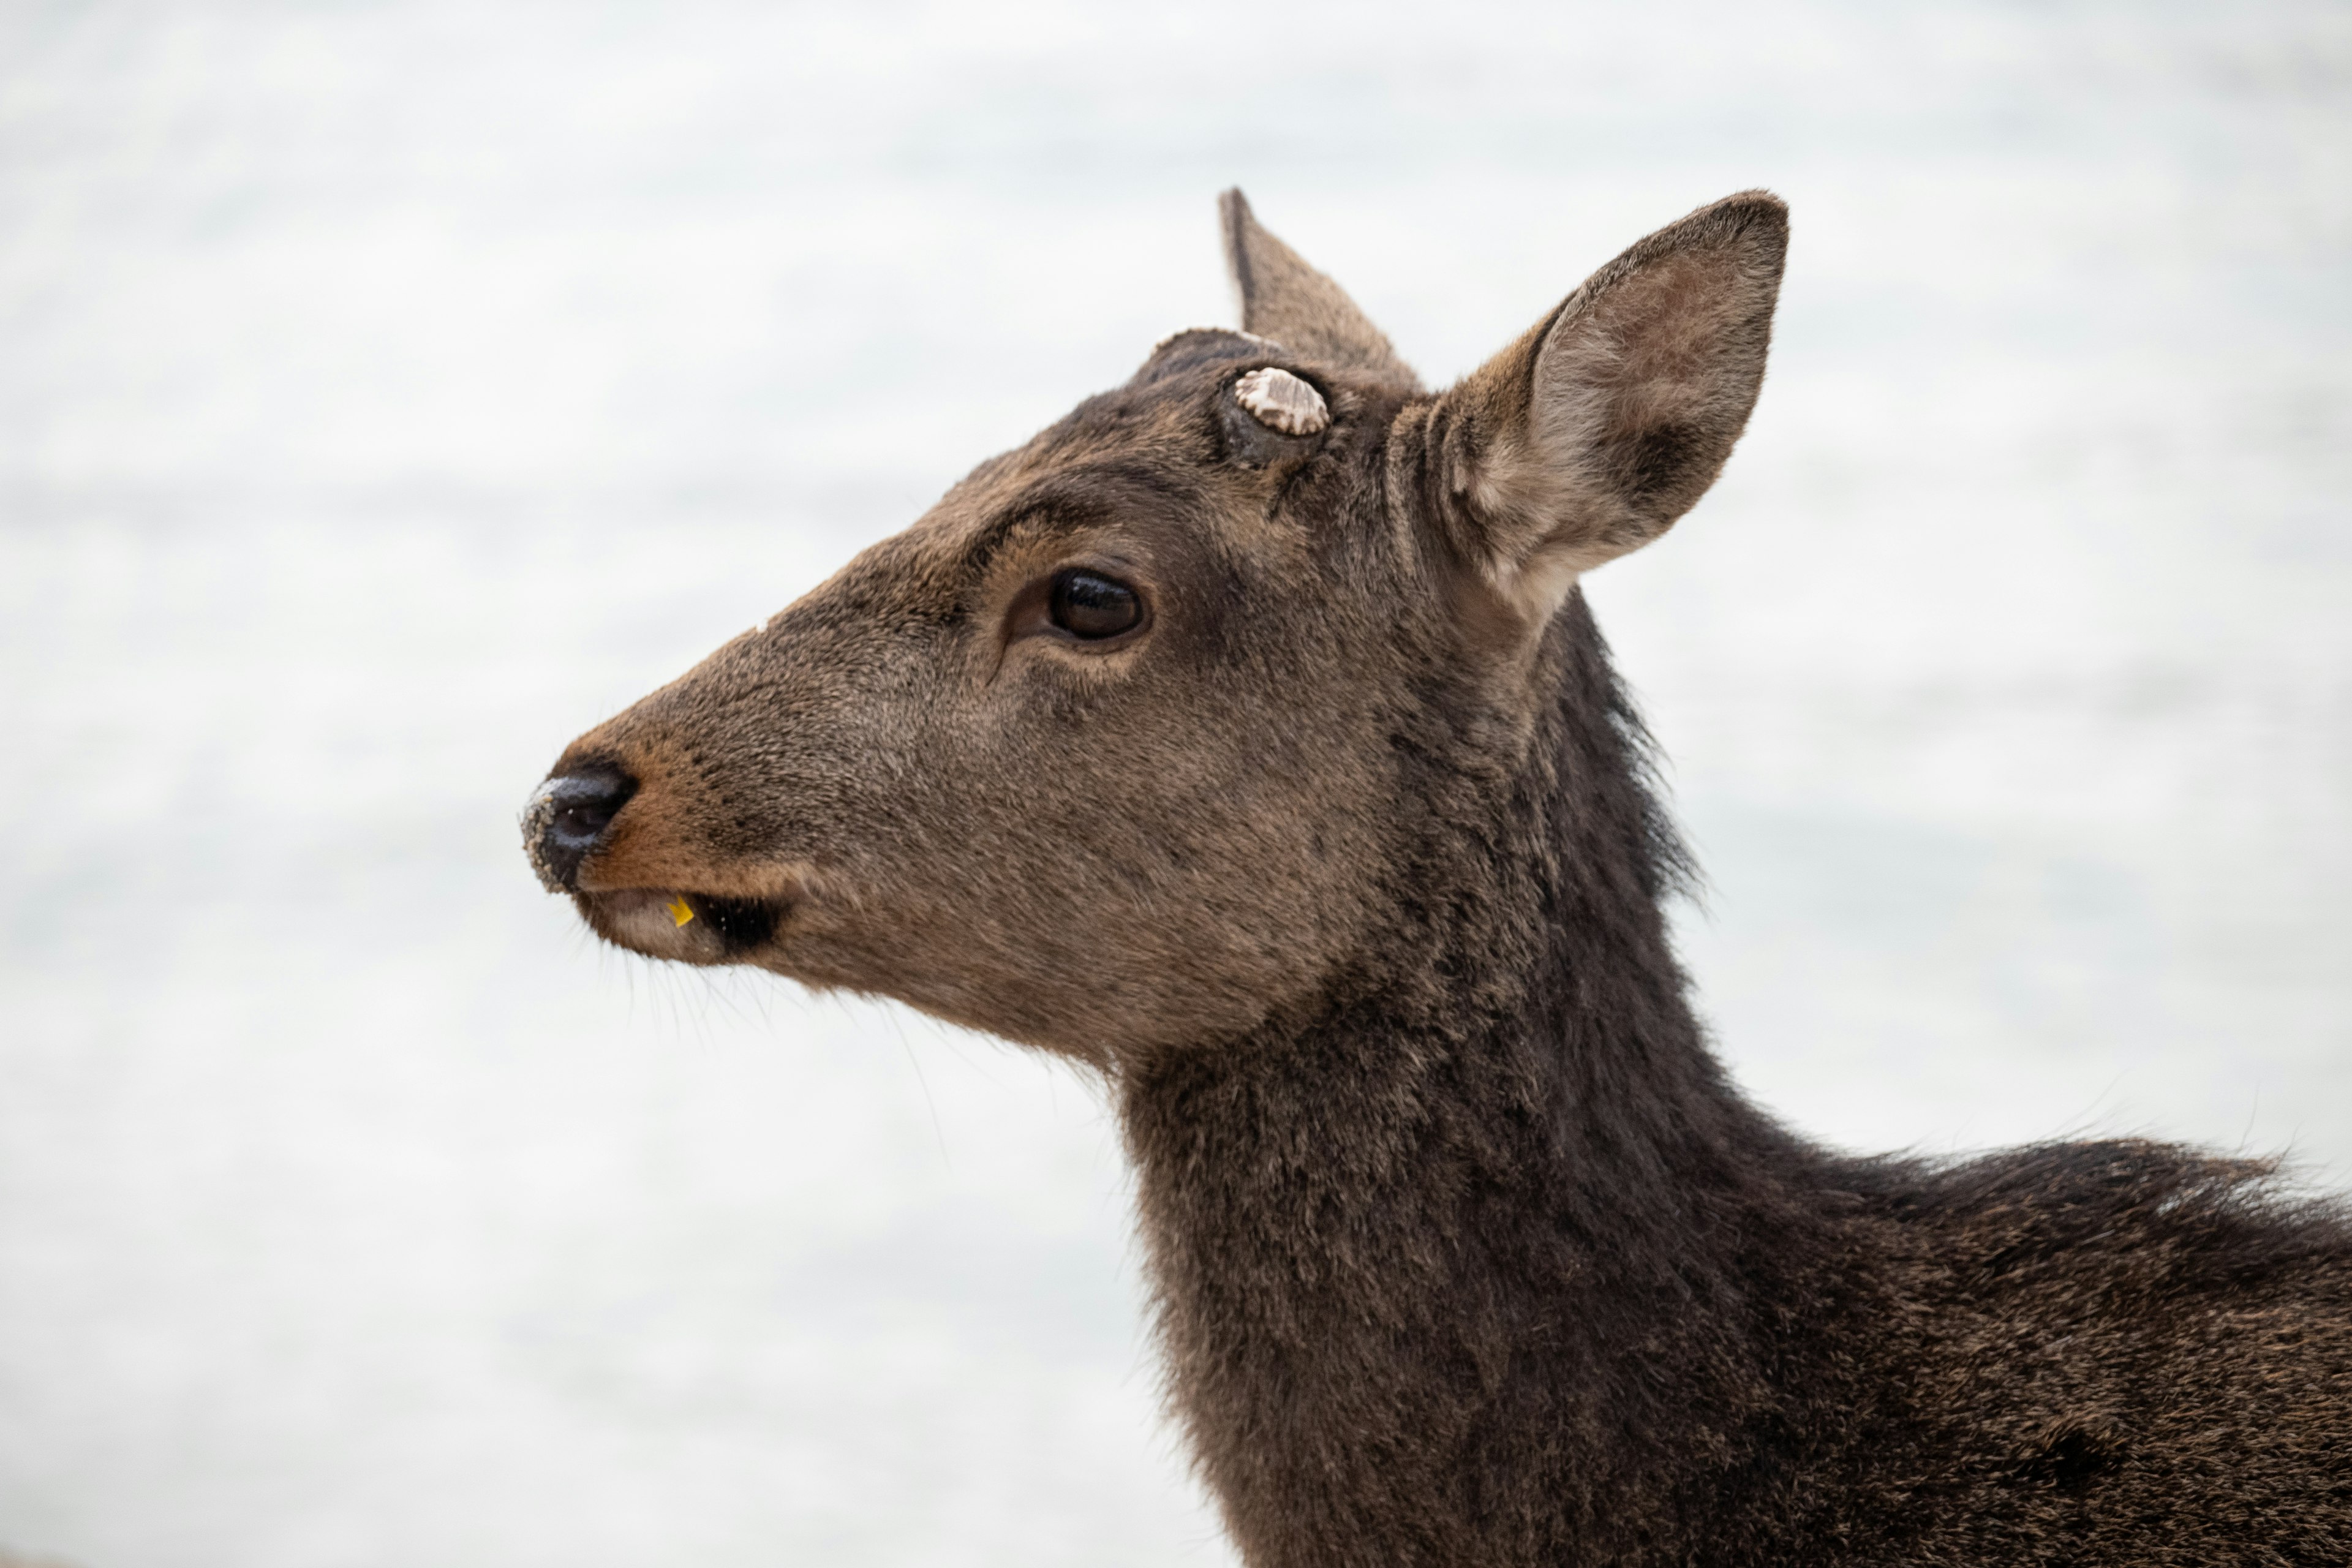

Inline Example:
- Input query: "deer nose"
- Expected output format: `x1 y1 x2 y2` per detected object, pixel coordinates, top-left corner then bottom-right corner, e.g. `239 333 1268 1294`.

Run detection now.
522 765 639 894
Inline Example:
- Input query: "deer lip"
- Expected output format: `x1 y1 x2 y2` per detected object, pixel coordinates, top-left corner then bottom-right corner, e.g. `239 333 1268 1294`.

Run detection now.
577 886 790 963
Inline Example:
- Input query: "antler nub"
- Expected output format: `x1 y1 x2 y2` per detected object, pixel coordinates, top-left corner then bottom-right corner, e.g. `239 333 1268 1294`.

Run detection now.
1233 367 1330 437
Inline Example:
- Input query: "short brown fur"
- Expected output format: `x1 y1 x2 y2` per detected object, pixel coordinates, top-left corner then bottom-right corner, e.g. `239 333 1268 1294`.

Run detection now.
532 191 2352 1566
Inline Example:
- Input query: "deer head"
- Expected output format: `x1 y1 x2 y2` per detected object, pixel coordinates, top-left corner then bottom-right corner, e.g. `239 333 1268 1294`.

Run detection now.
526 190 1786 1067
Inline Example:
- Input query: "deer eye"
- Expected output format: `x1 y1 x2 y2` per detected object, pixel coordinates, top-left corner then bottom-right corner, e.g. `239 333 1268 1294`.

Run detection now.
1048 570 1143 639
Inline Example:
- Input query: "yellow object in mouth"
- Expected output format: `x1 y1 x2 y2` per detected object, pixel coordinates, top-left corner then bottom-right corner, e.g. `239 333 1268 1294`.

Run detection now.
667 896 695 927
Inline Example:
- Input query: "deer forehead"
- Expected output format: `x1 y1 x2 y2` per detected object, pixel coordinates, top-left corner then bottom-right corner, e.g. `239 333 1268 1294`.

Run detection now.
861 385 1332 589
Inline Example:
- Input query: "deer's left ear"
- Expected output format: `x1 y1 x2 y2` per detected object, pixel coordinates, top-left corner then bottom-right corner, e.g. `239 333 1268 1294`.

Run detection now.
1423 192 1787 624
1221 189 1420 390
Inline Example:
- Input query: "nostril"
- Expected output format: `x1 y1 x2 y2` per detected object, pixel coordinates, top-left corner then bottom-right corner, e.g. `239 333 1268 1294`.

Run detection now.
522 765 639 894
551 790 623 846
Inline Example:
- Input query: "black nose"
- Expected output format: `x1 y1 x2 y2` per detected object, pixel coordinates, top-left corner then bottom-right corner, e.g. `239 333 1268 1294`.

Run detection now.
522 765 639 894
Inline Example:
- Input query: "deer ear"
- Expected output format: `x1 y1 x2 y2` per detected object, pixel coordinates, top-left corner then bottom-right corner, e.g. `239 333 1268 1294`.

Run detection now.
1219 189 1419 388
1427 192 1787 624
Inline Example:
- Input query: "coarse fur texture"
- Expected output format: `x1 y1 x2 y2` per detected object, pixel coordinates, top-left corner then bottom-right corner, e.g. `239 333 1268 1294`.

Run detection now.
529 190 2352 1566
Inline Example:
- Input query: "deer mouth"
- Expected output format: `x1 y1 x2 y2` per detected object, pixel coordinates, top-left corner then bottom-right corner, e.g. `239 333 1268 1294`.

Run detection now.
575 887 788 965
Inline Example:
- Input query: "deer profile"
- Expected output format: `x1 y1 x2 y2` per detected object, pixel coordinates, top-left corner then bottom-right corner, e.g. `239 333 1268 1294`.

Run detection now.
525 191 2351 1566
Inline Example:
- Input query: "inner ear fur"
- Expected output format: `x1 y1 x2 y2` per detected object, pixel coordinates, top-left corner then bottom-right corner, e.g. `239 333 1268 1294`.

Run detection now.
1428 190 1787 621
1219 189 1420 390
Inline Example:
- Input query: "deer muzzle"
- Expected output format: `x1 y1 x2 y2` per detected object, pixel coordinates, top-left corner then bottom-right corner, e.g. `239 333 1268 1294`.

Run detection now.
522 765 639 895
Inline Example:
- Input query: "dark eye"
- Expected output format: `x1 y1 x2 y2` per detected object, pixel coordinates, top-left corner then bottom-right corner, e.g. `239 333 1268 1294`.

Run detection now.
1048 570 1144 639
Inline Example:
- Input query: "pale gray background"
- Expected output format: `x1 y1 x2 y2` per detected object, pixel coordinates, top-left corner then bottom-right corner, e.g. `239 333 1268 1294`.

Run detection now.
1 2 2346 1564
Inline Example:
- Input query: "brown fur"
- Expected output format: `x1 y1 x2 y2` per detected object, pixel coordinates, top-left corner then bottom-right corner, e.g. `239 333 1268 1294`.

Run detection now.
530 190 2352 1565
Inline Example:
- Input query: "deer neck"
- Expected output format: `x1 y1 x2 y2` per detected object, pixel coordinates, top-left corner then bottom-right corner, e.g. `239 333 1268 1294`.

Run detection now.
1116 595 1821 1564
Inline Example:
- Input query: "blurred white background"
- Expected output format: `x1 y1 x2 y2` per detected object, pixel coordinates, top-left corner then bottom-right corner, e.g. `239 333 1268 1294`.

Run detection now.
1 2 2346 1563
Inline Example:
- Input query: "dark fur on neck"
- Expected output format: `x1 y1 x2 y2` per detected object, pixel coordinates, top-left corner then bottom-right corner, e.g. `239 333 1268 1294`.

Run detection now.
1120 595 2352 1568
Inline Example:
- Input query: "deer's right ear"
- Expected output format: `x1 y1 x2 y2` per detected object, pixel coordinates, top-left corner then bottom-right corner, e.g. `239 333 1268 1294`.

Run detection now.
1423 192 1787 627
1219 189 1419 388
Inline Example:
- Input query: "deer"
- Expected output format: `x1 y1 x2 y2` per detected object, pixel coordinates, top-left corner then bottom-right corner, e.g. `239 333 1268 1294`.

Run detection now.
523 190 2352 1566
